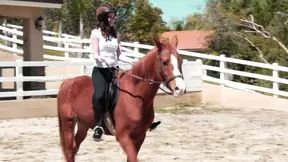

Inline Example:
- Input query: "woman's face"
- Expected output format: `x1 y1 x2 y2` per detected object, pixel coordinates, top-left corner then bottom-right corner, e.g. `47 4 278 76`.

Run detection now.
108 12 116 26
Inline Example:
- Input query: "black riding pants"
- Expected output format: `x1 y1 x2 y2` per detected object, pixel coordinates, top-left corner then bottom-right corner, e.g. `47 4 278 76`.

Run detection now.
91 66 117 125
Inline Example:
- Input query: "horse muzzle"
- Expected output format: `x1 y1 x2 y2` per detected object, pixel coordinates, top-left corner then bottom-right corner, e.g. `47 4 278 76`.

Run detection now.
173 87 186 97
172 78 186 97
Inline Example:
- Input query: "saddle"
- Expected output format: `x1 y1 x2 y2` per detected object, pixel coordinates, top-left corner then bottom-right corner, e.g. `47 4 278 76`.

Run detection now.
103 77 119 135
104 77 119 112
101 73 161 135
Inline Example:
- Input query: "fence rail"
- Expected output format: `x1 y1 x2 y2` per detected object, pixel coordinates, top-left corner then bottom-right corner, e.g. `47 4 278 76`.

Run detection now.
0 59 202 99
1 23 288 99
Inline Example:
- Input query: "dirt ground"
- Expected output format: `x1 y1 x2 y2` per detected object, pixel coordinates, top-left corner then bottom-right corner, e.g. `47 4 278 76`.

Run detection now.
0 106 288 162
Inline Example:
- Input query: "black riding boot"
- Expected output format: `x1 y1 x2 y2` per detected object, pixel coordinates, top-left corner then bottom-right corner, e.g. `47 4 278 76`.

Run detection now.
149 121 161 131
93 106 105 141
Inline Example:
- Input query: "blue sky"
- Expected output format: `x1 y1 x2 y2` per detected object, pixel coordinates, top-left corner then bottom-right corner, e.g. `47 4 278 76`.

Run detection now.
149 0 208 25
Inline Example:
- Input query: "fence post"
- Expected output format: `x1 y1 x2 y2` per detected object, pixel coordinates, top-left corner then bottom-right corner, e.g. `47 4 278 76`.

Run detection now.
12 29 17 56
133 41 139 56
195 58 206 76
219 54 227 87
64 35 69 58
57 19 63 47
272 62 279 98
80 65 85 75
3 18 8 46
16 59 23 100
195 59 204 80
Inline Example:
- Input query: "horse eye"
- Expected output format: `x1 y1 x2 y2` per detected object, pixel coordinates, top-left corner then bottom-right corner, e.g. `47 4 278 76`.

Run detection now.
162 61 169 66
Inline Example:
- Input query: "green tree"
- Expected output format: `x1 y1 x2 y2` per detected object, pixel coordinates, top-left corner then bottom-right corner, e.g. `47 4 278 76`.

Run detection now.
103 0 135 33
202 0 288 94
168 19 185 31
44 0 135 38
184 14 206 30
202 0 240 56
175 23 183 31
121 0 169 45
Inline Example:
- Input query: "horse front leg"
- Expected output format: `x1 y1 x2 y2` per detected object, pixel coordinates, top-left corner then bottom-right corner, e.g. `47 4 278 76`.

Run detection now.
122 132 147 162
134 132 146 156
117 132 139 162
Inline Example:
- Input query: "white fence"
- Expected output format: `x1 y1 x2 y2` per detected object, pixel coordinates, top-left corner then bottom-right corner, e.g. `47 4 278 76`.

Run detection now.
1 23 288 100
0 23 143 62
0 59 202 100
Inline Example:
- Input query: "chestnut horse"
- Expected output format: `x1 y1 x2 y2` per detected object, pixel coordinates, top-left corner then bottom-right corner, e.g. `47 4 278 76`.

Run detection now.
57 35 186 162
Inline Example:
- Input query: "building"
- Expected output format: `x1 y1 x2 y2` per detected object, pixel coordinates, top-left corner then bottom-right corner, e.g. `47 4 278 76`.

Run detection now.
161 30 214 52
0 0 63 98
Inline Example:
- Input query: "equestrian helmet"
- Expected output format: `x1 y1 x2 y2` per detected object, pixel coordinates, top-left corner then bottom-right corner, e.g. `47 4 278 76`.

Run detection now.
96 5 117 19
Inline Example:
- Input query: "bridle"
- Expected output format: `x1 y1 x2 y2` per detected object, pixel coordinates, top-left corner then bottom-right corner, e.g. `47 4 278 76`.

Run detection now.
156 49 184 92
105 49 184 95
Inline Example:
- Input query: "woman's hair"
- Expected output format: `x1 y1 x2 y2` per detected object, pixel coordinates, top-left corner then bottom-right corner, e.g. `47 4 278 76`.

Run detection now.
96 4 118 40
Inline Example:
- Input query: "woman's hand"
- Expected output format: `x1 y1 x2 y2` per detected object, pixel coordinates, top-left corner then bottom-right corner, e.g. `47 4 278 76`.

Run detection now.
96 57 104 62
95 55 105 62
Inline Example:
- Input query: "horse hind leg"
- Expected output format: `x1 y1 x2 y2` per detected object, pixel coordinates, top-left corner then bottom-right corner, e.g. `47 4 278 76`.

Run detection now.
58 111 77 162
73 121 89 154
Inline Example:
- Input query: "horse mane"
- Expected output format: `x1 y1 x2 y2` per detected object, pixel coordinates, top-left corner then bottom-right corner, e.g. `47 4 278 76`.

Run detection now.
128 48 159 83
118 38 174 83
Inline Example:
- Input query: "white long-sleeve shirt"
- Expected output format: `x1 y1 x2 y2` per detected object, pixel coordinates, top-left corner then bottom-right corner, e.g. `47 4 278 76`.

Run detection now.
90 28 119 68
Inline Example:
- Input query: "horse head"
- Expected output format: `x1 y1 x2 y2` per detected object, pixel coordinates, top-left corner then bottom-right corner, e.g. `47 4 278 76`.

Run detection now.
153 35 186 97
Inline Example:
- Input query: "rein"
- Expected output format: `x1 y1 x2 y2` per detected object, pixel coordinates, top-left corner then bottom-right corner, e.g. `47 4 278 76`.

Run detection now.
105 62 174 95
102 50 183 96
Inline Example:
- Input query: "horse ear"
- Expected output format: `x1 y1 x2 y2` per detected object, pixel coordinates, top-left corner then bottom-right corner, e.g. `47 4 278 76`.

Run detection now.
171 35 178 48
153 35 162 49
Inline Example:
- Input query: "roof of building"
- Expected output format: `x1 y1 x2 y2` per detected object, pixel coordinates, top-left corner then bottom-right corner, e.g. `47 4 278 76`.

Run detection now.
161 30 214 50
0 0 63 8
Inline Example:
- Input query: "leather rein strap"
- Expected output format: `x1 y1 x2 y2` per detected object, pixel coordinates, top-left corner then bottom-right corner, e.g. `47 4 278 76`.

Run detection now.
104 50 183 95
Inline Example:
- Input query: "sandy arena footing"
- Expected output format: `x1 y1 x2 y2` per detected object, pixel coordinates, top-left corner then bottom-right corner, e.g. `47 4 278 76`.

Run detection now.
0 106 288 162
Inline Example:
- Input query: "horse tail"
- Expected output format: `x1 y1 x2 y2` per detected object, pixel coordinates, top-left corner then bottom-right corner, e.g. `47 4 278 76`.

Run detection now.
57 79 77 162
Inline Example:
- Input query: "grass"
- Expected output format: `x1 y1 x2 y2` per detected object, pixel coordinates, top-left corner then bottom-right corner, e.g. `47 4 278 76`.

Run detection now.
257 91 288 100
204 80 221 86
155 102 239 115
44 49 65 57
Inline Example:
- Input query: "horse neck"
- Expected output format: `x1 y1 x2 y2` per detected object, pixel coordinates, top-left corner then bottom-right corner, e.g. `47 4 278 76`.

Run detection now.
131 48 161 81
130 48 161 96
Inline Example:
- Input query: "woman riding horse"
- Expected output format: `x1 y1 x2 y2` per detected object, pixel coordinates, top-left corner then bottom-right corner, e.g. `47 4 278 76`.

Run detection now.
57 29 185 162
90 3 161 141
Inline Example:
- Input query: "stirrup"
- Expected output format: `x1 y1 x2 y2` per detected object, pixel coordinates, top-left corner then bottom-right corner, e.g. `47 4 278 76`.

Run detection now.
93 125 105 133
93 125 105 141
